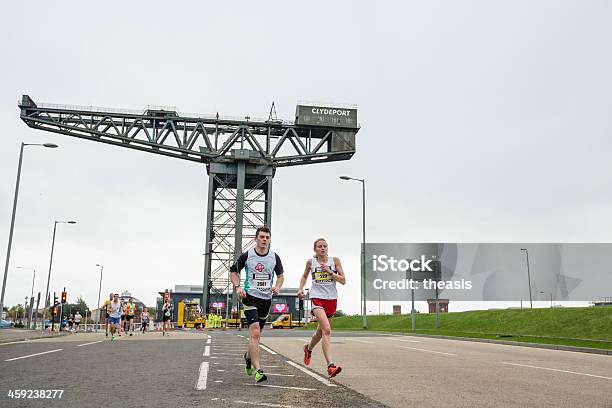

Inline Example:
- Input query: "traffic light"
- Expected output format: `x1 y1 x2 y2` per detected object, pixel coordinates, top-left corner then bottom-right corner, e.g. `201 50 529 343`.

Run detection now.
53 294 59 306
61 291 67 304
53 306 59 315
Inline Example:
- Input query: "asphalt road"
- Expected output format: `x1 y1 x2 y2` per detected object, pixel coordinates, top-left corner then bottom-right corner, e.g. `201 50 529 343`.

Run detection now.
1 329 611 407
0 329 384 408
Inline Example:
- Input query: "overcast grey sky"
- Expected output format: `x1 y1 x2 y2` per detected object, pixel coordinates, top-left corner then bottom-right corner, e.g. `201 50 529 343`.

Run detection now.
1 1 611 314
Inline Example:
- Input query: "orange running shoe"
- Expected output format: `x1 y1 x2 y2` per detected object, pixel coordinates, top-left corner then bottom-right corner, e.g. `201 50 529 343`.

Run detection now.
303 344 312 366
327 363 342 378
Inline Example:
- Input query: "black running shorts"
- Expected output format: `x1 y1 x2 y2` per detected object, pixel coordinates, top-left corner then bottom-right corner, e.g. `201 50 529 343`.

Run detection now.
242 294 271 330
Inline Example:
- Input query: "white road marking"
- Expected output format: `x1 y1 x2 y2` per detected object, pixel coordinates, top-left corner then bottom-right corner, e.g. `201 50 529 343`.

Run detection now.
259 344 277 355
0 340 29 346
195 362 209 390
501 362 612 380
398 346 457 356
244 383 317 391
5 348 63 362
234 400 293 407
266 373 295 377
286 361 337 387
217 369 225 372
215 380 223 383
387 337 422 343
206 338 211 344
345 338 375 344
215 352 242 356
237 334 245 338
203 346 210 356
77 340 103 347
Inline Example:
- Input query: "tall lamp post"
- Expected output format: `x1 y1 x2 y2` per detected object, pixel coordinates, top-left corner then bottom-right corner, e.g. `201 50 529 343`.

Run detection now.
43 220 76 330
0 142 58 317
339 176 367 329
96 264 104 330
520 248 533 309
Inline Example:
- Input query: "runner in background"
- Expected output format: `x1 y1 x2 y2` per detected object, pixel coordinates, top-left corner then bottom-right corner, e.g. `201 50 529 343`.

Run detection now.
109 294 122 341
74 311 82 333
162 299 173 336
125 298 136 336
141 307 150 333
103 293 113 337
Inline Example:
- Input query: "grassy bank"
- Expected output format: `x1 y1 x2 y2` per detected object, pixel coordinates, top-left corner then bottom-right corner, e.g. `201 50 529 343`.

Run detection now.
303 307 612 350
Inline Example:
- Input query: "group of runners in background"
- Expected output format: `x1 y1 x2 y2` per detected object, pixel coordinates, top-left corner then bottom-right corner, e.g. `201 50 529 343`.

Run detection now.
102 293 151 340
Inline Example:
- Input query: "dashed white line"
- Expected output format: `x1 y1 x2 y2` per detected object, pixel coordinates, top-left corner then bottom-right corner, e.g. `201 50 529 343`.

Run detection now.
5 348 63 362
0 340 29 346
215 352 242 356
501 362 612 380
259 344 277 355
195 362 209 390
266 373 295 377
398 346 457 356
77 340 103 347
244 383 317 391
286 361 337 387
203 346 210 356
206 338 211 344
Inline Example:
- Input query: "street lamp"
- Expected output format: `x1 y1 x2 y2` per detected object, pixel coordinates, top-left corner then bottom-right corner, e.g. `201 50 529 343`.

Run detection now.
339 175 367 329
43 220 76 331
520 248 533 309
17 266 35 328
96 264 104 330
0 142 58 317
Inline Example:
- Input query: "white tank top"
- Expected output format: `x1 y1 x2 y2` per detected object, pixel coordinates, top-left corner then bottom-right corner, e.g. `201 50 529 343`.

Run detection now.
309 256 338 300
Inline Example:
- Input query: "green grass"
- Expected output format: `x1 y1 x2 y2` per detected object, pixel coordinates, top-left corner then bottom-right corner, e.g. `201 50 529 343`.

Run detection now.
303 307 612 350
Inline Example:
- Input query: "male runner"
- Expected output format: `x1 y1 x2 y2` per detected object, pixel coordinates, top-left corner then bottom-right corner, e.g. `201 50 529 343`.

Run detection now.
298 238 346 377
74 311 82 333
103 293 113 337
141 307 150 333
162 299 173 336
230 226 284 384
108 294 122 340
125 298 136 336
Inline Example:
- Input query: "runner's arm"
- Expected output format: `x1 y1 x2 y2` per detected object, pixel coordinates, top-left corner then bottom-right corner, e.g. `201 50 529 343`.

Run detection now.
298 260 311 299
332 257 346 285
272 254 284 294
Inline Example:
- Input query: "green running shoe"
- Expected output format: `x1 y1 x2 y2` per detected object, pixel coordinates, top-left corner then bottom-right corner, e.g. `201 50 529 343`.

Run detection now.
255 369 267 384
244 352 253 376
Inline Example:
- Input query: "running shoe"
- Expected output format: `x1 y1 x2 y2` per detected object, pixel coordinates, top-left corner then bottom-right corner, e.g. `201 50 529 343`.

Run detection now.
327 364 342 378
111 335 115 341
303 344 312 366
244 352 253 376
255 369 267 383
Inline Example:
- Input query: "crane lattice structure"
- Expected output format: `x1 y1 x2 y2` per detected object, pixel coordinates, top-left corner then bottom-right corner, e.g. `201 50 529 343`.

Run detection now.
18 95 359 313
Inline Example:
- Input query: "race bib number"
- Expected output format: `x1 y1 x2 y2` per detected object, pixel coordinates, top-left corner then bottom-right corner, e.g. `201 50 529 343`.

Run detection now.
314 269 333 283
253 273 272 290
